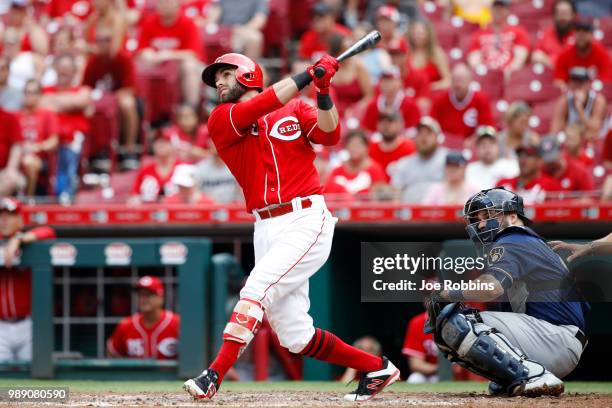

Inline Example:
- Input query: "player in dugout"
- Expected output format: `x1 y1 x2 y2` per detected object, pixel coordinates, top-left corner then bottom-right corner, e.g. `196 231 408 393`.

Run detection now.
424 187 588 397
182 53 400 402
0 198 56 362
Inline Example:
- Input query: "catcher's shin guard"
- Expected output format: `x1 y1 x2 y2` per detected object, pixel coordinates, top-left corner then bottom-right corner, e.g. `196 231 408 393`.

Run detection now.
435 305 555 396
223 299 264 354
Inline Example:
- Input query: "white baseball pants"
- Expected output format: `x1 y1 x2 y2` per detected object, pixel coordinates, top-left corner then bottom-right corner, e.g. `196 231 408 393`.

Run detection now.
0 317 32 362
240 195 337 353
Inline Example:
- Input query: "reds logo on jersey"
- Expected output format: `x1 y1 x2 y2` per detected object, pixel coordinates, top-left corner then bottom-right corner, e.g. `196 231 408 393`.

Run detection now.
269 116 302 141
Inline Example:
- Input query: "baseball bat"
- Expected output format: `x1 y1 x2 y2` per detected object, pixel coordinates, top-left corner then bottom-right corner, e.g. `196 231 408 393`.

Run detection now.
314 30 382 78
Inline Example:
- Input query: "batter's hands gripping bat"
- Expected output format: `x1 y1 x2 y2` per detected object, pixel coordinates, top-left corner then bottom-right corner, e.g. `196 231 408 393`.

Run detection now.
314 30 382 78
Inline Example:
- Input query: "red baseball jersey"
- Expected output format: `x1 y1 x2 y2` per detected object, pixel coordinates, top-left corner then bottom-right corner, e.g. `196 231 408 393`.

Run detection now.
497 173 561 203
131 160 183 202
0 109 22 168
298 24 351 61
402 311 438 364
361 93 421 133
107 310 180 359
548 158 594 192
369 137 415 181
430 90 494 138
0 226 56 320
16 109 59 147
554 41 612 82
208 99 336 212
137 14 203 60
468 25 530 70
323 162 386 196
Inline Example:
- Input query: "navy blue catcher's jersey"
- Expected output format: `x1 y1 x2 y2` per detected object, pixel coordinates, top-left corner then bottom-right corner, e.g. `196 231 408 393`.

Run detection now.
485 226 587 331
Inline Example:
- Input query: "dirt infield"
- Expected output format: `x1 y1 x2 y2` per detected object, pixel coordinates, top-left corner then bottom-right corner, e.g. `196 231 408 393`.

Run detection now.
4 391 611 407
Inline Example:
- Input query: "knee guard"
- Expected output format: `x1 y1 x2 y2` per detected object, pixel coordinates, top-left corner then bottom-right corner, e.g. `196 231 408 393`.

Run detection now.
223 299 264 346
435 305 545 393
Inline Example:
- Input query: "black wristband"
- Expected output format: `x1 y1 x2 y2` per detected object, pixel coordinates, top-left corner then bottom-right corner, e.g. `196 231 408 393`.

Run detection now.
317 92 333 110
292 71 313 90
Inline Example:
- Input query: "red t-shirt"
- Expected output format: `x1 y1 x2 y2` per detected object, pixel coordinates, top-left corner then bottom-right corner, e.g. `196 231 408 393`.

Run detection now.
369 137 415 181
42 86 90 144
0 110 22 168
16 109 59 148
323 161 386 196
208 99 329 212
469 25 530 70
551 158 594 192
497 173 562 203
138 13 203 60
0 226 56 320
45 0 92 20
403 66 431 100
603 130 612 164
181 0 211 19
430 90 494 138
131 160 183 202
361 93 421 133
535 26 575 66
107 310 180 359
402 311 438 364
298 24 351 61
554 41 612 82
82 52 136 92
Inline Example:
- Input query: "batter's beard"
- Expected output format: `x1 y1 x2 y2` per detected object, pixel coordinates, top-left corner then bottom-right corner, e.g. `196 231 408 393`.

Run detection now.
219 83 248 103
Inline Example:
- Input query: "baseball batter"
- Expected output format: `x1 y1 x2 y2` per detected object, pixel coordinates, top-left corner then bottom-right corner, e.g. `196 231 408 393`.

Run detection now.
183 53 399 401
425 187 588 397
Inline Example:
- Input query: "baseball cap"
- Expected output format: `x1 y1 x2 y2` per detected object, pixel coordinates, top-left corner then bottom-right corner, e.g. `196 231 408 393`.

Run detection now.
446 150 467 166
171 164 197 188
377 5 400 23
569 66 591 82
380 65 401 79
475 125 497 142
538 135 562 163
574 17 594 32
10 0 27 8
492 0 511 6
135 276 164 297
417 116 441 134
312 2 333 16
515 143 540 157
386 38 408 55
0 198 21 214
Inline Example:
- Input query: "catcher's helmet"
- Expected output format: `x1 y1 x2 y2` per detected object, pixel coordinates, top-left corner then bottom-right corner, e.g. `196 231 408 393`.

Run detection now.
201 53 263 90
463 187 532 245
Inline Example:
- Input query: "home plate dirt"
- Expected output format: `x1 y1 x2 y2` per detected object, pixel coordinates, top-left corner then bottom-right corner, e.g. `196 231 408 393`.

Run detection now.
4 391 610 407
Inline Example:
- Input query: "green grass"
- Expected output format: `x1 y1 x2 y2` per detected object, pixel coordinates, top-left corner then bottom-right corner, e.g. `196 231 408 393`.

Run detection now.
0 380 610 394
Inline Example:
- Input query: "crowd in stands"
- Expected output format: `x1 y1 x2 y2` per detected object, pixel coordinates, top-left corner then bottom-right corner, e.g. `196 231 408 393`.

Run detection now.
1 0 612 205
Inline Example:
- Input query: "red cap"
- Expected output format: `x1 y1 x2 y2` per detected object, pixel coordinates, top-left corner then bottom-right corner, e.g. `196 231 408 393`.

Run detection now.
135 276 164 297
377 5 400 23
0 198 21 214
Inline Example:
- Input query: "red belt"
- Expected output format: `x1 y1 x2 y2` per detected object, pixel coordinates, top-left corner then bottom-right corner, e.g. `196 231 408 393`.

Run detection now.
256 198 312 220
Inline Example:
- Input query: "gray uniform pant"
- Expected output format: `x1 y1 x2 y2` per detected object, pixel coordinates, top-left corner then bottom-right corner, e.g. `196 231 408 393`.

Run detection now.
480 311 584 378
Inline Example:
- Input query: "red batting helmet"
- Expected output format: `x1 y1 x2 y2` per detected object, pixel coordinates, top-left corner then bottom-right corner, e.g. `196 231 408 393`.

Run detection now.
201 53 264 90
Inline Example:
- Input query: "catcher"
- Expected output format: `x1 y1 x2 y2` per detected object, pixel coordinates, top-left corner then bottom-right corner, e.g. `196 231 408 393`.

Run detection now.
425 187 588 397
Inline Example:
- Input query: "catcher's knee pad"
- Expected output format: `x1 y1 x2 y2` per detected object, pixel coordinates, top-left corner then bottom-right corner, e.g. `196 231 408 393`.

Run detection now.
438 309 545 391
223 298 264 345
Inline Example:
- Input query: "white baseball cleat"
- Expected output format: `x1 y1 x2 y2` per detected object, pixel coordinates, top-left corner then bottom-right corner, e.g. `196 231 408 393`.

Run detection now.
344 357 400 402
515 370 565 397
183 368 220 400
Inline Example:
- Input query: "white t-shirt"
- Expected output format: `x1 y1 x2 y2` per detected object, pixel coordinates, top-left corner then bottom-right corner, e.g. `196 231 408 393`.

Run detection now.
465 158 519 190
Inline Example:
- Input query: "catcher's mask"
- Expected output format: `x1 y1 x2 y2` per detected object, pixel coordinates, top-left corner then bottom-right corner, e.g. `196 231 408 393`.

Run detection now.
463 187 531 246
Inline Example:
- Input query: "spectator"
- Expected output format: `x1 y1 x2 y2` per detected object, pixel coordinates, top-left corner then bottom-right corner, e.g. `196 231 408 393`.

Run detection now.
497 143 561 203
137 0 203 107
194 142 241 204
369 111 415 181
84 0 128 55
0 198 55 362
329 34 373 117
44 0 93 22
386 38 431 111
128 132 182 204
374 5 406 52
498 101 540 159
0 55 23 111
360 0 419 26
162 104 210 163
562 123 594 169
402 310 438 384
0 107 24 196
2 26 43 92
16 79 59 196
163 164 214 204
41 27 87 87
339 336 382 383
466 126 519 190
467 0 530 73
40 54 92 200
406 19 451 91
361 66 420 134
0 0 48 55
422 151 479 205
532 0 577 68
324 129 387 198
430 63 494 139
602 129 612 171
540 134 594 194
554 17 612 86
391 116 448 203
298 2 350 61
550 67 607 141
107 276 180 359
82 26 140 170
352 23 392 83
204 0 268 60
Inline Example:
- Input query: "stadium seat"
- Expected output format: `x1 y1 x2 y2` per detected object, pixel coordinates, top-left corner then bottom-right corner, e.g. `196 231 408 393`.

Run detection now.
419 1 446 22
289 0 315 38
505 77 561 105
135 60 181 128
88 93 120 171
263 0 290 70
473 68 505 101
201 25 233 64
530 101 556 134
509 0 555 20
433 22 458 52
509 63 555 86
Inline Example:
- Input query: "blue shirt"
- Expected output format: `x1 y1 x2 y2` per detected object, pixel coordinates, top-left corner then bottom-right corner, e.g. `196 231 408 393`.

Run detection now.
485 226 587 331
